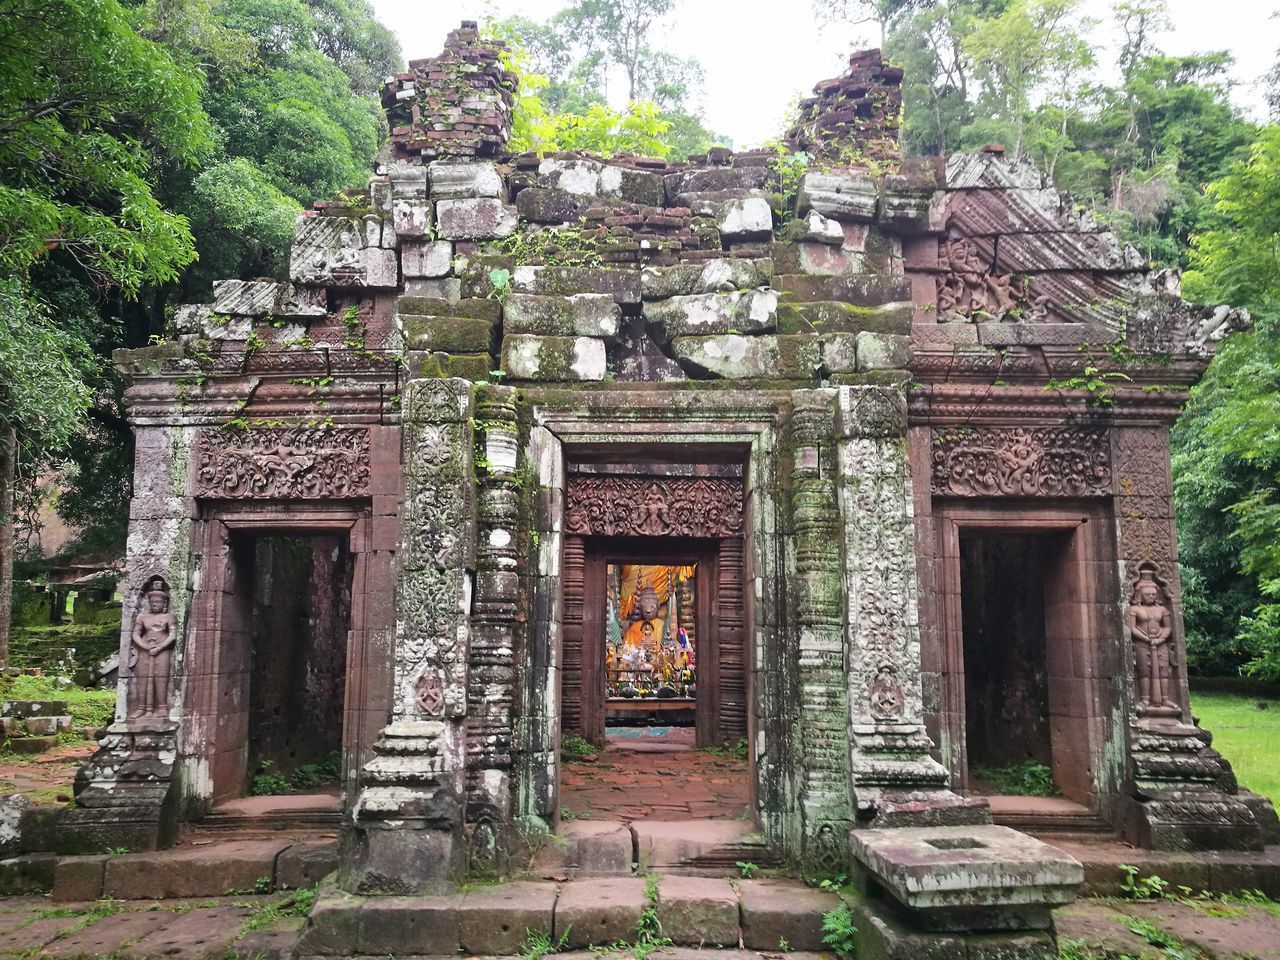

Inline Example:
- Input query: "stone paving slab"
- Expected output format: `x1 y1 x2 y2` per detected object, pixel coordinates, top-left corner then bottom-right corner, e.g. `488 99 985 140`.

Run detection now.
459 880 558 954
123 903 255 959
656 875 740 947
38 909 175 958
1057 898 1280 960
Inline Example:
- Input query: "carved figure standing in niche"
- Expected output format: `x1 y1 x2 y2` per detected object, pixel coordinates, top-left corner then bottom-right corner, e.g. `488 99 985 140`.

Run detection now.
1127 568 1175 709
870 664 904 719
128 579 177 719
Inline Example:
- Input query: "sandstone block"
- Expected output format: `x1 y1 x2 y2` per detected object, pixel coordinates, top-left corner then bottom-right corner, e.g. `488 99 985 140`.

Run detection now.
511 265 641 304
772 272 911 305
103 839 291 899
0 853 56 895
798 242 865 276
437 198 518 239
290 216 399 288
555 877 648 948
851 899 966 960
672 334 821 380
717 197 773 238
211 280 327 318
501 335 607 381
643 290 777 338
458 881 558 954
739 879 839 951
404 277 462 301
536 819 634 875
295 889 363 955
822 333 859 373
516 187 585 224
856 331 912 371
504 293 621 337
798 171 878 222
641 259 771 299
52 855 106 902
400 315 495 353
798 210 846 244
429 160 504 199
537 159 665 205
402 240 453 278
276 840 340 890
656 875 740 947
358 895 460 954
665 165 771 201
392 196 433 238
966 930 1057 960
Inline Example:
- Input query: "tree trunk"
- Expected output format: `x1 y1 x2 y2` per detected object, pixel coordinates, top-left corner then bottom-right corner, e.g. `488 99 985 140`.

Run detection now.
0 425 15 670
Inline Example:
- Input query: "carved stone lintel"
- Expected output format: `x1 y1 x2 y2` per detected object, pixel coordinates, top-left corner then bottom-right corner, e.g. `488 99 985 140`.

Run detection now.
565 476 743 538
193 428 371 499
931 426 1111 497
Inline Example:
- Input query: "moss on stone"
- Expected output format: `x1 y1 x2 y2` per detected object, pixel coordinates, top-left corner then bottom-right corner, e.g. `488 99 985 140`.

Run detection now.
401 316 496 354
396 297 502 321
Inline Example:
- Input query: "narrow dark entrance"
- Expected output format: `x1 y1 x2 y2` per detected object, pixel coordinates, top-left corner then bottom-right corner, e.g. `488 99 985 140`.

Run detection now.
958 531 1091 806
215 532 352 803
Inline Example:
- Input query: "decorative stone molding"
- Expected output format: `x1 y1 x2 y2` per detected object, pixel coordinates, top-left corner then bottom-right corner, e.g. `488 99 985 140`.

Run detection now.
564 476 744 538
193 427 371 499
930 426 1111 497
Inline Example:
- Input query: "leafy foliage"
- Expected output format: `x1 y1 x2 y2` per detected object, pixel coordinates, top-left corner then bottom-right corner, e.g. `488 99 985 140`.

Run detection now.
1173 129 1280 678
970 760 1056 796
821 902 858 960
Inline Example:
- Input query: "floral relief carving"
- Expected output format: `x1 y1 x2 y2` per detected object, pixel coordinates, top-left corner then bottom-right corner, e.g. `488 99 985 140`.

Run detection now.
193 427 370 499
931 426 1111 497
565 476 744 538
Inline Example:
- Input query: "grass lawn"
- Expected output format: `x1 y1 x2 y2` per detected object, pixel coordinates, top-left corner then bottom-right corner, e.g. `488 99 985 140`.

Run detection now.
1191 691 1280 806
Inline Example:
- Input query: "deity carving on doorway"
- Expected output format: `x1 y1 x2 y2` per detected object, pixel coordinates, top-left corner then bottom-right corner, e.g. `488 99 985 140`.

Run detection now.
127 577 177 720
1127 565 1175 711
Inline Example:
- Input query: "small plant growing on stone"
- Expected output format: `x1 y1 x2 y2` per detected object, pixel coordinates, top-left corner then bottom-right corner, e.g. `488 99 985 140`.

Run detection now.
821 902 858 960
487 267 512 301
519 927 570 960
560 735 596 759
778 937 791 951
250 761 291 797
735 860 757 878
1119 864 1169 900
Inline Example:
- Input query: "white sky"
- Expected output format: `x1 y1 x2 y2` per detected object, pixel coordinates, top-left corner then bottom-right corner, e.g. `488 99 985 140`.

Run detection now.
369 0 1280 148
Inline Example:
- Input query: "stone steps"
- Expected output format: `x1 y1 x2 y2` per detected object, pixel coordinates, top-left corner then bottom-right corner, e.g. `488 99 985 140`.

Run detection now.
296 875 841 957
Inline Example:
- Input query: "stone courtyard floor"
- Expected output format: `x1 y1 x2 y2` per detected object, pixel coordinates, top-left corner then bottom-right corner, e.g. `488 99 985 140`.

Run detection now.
1 891 1280 958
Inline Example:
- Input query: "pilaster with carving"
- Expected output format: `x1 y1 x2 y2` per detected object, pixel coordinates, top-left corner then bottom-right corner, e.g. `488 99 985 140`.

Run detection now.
836 387 986 830
466 384 520 877
1113 426 1277 850
62 425 196 852
789 389 853 870
342 378 476 893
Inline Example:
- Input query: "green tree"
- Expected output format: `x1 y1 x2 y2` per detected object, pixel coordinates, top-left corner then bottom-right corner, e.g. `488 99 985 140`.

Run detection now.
1174 127 1280 677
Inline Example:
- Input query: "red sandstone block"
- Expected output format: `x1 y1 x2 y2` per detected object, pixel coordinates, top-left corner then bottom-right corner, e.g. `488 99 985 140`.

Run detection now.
739 879 839 951
277 840 339 890
555 877 647 948
51 855 106 902
458 881 558 954
103 840 291 899
358 895 460 954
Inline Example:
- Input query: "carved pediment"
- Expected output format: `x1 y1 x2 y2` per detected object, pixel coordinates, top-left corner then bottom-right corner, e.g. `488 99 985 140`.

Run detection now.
193 427 371 499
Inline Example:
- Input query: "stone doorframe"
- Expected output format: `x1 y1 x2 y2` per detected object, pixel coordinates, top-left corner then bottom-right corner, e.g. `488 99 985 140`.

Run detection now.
179 501 380 818
516 394 794 849
931 501 1126 824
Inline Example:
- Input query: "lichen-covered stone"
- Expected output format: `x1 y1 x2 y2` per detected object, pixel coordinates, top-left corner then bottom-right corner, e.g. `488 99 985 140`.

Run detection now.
537 158 665 205
510 265 641 304
399 315 496 353
856 330 912 370
821 333 859 373
643 290 778 338
437 198 518 239
664 166 771 202
402 240 453 279
794 210 846 245
515 187 585 224
798 242 865 276
716 197 773 238
411 351 493 380
672 334 821 379
772 272 911 304
405 277 462 301
777 301 913 336
504 293 621 337
798 171 878 222
395 297 501 321
210 280 327 318
641 259 772 299
501 335 607 381
429 161 504 200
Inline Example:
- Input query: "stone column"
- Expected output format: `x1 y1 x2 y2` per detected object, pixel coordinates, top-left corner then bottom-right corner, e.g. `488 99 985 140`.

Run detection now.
1114 426 1278 850
341 378 475 893
789 389 853 871
63 425 196 851
835 386 984 830
466 385 520 877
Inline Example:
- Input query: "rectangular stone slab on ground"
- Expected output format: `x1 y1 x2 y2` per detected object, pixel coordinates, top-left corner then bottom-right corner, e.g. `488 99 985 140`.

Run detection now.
849 825 1083 930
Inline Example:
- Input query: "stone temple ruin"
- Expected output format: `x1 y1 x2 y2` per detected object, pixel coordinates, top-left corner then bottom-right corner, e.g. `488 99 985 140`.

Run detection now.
48 18 1280 952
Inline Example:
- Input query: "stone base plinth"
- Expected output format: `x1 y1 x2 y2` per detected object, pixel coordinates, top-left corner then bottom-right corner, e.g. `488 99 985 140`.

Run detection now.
851 898 1056 960
338 823 460 895
850 824 1082 931
1122 794 1268 852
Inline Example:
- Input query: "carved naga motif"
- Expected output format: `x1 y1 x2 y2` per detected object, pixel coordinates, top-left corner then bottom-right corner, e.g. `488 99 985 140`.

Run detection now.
565 476 744 538
194 427 371 498
931 426 1112 497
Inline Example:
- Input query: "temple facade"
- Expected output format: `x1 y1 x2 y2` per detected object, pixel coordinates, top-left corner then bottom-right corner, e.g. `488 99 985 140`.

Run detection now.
64 23 1277 892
